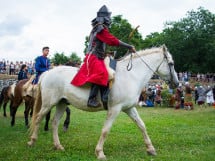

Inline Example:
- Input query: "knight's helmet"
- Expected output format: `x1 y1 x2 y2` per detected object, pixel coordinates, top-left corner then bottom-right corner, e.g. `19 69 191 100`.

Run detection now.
92 5 112 27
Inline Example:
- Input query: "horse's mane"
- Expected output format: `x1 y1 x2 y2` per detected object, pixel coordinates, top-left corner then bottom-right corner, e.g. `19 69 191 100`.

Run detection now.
117 46 163 62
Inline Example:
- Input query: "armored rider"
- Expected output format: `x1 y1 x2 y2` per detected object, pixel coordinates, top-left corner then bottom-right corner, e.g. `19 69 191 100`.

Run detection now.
71 5 136 108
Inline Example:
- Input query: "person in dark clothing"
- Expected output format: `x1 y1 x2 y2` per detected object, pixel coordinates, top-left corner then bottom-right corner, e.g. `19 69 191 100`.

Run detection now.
18 64 28 81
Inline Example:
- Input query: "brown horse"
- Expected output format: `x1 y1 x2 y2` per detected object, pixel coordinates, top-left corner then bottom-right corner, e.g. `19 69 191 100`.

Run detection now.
10 79 34 127
11 79 71 131
0 85 13 117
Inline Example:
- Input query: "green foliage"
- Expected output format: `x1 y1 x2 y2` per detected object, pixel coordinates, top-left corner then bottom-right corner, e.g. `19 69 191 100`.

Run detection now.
69 52 82 64
51 52 69 65
0 106 214 161
51 52 81 65
142 7 215 73
108 15 144 58
84 15 144 58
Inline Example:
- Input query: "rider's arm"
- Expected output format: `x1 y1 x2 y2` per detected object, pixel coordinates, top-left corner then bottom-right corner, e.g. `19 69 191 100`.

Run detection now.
96 28 136 52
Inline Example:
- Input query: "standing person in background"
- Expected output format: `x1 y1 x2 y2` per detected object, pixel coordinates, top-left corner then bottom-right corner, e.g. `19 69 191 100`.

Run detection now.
33 46 50 84
206 86 214 106
18 64 28 81
194 86 199 104
10 62 15 75
6 60 10 75
15 61 20 74
175 84 183 109
28 61 33 75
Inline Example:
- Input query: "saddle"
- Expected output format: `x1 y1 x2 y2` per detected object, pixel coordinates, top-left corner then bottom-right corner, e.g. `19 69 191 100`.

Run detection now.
104 55 117 88
22 75 38 98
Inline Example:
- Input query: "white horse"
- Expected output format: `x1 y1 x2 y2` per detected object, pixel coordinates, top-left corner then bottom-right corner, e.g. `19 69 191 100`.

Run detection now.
28 45 179 160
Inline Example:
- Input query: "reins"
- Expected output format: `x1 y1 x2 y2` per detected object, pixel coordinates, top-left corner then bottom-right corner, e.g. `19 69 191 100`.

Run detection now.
126 51 163 77
126 50 175 86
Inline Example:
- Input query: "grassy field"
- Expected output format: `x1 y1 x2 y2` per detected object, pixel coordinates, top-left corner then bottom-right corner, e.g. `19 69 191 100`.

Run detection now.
0 105 214 161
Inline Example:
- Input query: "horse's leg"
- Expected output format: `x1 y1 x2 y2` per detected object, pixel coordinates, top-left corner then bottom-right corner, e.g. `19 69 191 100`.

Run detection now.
10 98 22 126
63 107 70 132
52 103 67 150
28 106 51 146
30 107 33 117
44 111 51 131
95 107 121 160
9 100 13 117
11 106 18 126
24 101 31 127
123 107 156 156
3 101 8 117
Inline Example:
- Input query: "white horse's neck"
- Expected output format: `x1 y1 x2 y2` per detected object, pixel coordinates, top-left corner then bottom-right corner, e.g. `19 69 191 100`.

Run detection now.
111 48 164 106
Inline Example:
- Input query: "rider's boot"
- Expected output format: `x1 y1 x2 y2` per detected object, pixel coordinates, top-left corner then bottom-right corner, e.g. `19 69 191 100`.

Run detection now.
87 84 101 108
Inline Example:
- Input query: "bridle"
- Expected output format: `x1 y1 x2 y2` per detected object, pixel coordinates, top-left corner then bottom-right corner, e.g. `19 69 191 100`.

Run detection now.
126 50 175 86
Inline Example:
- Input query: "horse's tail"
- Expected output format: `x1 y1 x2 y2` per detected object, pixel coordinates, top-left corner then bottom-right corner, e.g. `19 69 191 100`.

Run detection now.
0 87 5 109
29 84 42 134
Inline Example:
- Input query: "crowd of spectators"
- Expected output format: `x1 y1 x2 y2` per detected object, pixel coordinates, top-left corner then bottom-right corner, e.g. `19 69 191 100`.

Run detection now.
138 81 215 109
178 72 215 83
0 60 35 75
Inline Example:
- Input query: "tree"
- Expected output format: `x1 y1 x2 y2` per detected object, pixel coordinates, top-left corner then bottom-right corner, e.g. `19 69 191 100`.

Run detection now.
84 15 144 58
51 52 69 65
142 7 215 73
69 52 82 64
51 52 82 66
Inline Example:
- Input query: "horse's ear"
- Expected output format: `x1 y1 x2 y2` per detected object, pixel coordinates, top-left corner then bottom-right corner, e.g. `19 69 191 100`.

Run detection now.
162 44 167 53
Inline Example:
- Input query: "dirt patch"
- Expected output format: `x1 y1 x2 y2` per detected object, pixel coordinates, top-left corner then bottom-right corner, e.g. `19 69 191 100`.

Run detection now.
0 74 17 80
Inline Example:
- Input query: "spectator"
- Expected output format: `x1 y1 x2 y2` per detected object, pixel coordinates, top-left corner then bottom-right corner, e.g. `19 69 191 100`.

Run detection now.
154 89 162 106
194 86 199 104
206 86 214 106
15 61 20 74
175 84 183 109
18 64 28 81
28 61 34 75
10 62 15 75
197 73 200 81
184 82 193 110
5 60 10 75
197 86 206 106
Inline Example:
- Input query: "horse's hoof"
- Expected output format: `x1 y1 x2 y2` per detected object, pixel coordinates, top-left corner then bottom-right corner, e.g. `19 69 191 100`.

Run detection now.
96 151 106 160
147 149 157 156
54 144 65 151
97 154 106 160
27 141 34 146
44 127 49 131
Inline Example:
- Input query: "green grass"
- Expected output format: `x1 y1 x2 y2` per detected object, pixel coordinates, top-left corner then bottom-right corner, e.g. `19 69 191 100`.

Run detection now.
0 105 214 161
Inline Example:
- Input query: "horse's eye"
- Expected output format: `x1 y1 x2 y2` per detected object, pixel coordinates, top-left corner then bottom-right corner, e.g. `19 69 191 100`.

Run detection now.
168 62 174 66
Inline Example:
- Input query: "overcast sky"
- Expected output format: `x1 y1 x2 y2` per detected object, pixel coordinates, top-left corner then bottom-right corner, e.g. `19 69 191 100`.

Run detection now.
0 0 214 62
